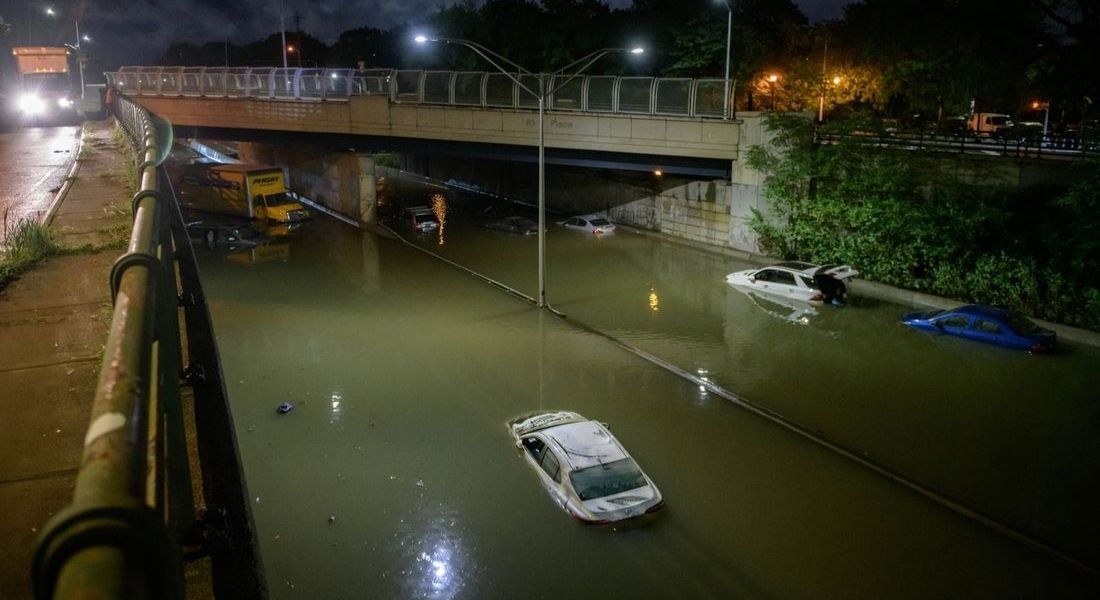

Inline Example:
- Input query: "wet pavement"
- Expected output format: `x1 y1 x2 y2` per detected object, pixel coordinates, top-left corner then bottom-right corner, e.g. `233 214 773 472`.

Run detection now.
0 120 130 598
0 125 80 243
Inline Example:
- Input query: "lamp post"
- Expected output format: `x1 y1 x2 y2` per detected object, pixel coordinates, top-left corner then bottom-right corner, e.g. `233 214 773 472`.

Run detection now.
714 1 733 119
766 73 780 111
415 36 641 308
47 7 87 99
1031 100 1050 141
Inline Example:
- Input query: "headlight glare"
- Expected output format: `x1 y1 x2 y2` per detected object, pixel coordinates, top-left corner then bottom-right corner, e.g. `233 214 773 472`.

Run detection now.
18 94 47 115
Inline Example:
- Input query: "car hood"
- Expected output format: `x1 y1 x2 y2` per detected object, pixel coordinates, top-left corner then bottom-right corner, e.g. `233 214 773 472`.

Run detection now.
725 269 755 282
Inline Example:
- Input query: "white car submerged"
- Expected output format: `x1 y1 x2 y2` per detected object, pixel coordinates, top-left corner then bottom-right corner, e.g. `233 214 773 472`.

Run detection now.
559 214 616 235
725 261 859 304
508 411 664 525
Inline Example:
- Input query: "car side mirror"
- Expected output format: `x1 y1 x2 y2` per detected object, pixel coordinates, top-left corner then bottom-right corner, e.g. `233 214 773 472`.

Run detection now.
748 275 756 283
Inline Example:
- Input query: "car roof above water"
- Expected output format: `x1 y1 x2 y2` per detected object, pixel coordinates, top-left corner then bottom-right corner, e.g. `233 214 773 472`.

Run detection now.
952 304 1011 319
541 421 629 471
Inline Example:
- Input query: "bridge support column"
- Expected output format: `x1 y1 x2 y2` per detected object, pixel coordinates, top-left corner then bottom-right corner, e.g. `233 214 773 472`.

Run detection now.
237 143 377 226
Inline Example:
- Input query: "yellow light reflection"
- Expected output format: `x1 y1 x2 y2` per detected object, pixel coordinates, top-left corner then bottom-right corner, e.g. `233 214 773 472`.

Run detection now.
431 193 448 246
648 288 660 312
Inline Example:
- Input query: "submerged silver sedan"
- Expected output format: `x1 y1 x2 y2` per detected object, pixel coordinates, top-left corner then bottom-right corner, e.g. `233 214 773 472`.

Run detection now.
508 411 664 525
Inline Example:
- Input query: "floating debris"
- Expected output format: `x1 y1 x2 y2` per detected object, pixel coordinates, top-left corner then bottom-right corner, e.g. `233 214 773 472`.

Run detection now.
328 516 336 524
277 402 294 414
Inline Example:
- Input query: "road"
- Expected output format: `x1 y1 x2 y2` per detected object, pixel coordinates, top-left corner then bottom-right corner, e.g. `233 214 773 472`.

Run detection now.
189 177 1100 598
0 125 80 243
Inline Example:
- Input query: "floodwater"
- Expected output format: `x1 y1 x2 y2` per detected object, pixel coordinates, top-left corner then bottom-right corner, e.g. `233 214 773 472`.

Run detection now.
195 184 1100 599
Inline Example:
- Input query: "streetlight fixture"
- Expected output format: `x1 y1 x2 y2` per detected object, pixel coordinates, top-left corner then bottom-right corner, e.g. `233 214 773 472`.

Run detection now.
414 35 643 308
1031 100 1051 141
714 1 733 119
765 73 780 111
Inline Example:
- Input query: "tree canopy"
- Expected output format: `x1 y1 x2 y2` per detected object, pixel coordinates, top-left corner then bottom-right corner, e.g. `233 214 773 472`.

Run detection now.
153 0 1096 124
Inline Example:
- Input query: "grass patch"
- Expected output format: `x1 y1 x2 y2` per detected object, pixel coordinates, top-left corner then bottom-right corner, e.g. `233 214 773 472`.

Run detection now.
0 218 63 290
99 222 132 250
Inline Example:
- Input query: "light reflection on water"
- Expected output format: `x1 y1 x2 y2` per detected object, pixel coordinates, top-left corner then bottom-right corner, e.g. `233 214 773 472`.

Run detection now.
196 198 1100 598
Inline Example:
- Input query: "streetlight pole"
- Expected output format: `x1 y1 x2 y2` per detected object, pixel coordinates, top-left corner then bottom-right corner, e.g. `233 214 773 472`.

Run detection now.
46 8 86 99
414 36 641 308
74 21 85 99
280 0 288 70
715 1 733 119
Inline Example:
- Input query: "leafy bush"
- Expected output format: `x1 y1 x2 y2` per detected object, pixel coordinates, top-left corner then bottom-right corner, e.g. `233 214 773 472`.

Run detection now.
747 113 1100 331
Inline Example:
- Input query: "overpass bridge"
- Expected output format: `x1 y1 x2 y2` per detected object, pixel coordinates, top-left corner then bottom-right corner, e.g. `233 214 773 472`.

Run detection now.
106 66 745 175
107 66 771 250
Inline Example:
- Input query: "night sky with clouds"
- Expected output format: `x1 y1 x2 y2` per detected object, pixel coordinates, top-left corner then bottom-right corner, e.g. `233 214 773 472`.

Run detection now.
3 0 855 71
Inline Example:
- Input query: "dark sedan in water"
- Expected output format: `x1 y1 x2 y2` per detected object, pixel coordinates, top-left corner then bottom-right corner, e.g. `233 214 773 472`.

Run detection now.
901 304 1056 352
482 215 540 235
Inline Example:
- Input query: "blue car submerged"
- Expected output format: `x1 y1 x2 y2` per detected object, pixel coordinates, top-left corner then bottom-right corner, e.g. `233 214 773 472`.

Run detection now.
901 304 1056 353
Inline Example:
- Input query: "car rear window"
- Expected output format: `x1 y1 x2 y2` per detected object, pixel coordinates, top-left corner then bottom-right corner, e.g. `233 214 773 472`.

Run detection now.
1005 314 1041 335
569 458 647 501
590 218 610 226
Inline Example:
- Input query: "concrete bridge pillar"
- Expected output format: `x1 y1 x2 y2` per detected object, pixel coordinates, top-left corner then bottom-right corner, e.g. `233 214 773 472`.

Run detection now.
237 142 377 225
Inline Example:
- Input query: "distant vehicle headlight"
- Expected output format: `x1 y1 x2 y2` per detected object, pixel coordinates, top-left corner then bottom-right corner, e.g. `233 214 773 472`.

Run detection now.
18 94 47 115
58 97 74 108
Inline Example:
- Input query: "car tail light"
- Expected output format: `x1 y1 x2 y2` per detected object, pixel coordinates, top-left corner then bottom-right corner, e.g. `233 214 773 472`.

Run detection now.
1029 343 1049 353
810 293 823 302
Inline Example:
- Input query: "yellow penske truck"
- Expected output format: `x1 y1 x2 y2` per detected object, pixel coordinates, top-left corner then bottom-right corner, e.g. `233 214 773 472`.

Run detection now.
176 164 310 223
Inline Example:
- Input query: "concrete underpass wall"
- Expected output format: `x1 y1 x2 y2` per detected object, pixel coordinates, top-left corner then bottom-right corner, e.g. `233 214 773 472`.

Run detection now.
398 113 774 253
237 142 377 224
604 113 772 253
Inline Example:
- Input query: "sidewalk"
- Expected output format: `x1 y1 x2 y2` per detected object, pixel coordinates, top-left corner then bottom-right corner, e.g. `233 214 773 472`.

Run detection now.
0 119 134 598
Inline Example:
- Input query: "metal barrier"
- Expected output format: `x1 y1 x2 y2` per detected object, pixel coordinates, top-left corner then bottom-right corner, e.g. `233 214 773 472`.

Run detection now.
106 66 732 119
32 96 267 599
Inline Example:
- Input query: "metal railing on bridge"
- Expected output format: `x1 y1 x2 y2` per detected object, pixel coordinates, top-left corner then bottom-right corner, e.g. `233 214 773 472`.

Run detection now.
105 66 734 119
32 96 266 599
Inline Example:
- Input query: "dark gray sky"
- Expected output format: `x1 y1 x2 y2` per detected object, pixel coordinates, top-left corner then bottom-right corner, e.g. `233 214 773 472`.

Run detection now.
5 0 854 68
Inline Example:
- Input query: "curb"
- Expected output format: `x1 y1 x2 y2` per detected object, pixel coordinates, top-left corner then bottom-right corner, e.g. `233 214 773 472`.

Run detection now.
42 123 87 226
617 223 1100 348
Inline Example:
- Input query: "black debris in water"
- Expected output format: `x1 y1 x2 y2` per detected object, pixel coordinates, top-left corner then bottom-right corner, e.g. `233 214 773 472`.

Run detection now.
277 402 294 414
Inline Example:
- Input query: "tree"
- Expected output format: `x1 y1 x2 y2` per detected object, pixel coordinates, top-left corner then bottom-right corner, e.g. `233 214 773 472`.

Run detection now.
840 0 1048 118
329 27 400 69
747 113 1100 329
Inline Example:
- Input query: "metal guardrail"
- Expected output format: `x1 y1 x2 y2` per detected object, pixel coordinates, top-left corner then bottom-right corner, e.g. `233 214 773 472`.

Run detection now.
32 96 267 599
817 130 1098 160
105 66 733 119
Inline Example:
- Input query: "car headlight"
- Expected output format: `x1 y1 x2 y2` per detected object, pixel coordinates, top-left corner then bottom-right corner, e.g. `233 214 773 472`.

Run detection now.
58 97 74 108
17 94 46 115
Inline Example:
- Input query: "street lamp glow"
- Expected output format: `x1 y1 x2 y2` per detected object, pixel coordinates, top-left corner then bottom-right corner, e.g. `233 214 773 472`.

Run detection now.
46 7 56 16
414 35 428 44
767 73 779 83
832 75 841 85
630 47 644 54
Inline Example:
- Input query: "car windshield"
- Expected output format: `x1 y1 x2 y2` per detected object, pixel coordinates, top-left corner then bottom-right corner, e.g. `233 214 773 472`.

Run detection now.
263 192 297 207
569 458 647 501
590 218 610 226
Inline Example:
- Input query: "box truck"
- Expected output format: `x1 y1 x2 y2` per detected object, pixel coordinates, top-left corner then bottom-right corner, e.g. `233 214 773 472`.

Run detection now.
11 46 76 119
176 164 310 223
